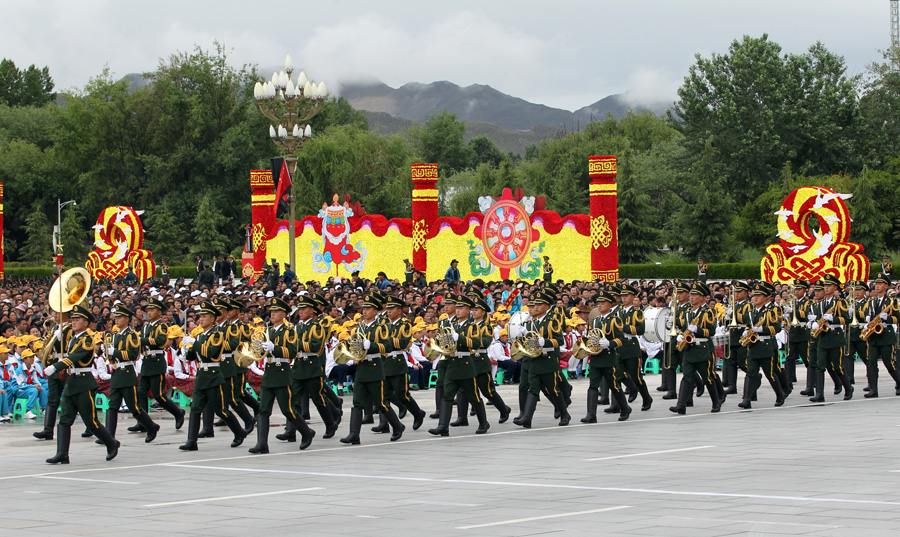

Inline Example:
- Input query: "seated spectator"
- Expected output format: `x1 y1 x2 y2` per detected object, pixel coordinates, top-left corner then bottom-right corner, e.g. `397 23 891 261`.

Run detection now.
407 322 431 390
489 329 520 384
165 326 196 397
14 348 45 418
0 345 18 421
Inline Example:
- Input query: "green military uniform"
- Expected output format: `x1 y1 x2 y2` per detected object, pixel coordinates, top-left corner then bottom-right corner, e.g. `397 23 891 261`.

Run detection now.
377 297 426 431
738 284 785 408
581 290 631 422
249 297 315 454
179 301 246 451
138 298 184 426
784 282 813 395
341 294 405 444
221 299 256 431
662 285 691 400
723 281 752 394
617 285 652 410
34 323 73 440
292 304 338 437
670 282 722 414
102 306 159 442
809 275 853 402
514 289 570 428
846 284 868 387
469 294 511 424
863 273 899 397
45 306 119 464
432 297 457 419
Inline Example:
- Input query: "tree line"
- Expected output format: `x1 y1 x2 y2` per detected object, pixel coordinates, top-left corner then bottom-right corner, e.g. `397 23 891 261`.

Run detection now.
0 36 897 268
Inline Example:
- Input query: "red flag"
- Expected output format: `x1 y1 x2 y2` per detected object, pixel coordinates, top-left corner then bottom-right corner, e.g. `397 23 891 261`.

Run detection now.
272 160 293 219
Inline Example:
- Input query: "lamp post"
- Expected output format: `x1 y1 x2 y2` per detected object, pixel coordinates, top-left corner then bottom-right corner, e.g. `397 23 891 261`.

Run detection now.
55 198 77 272
254 54 328 271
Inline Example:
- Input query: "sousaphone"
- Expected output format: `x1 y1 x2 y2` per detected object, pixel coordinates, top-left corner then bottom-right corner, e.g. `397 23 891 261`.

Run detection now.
41 267 92 366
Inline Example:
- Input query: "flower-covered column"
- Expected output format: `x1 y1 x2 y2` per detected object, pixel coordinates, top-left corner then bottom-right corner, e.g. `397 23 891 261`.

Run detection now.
588 155 618 282
410 163 439 274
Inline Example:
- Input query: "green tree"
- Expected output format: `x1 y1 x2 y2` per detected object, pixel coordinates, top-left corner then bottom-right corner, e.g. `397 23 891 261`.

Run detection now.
858 48 900 169
617 174 659 262
468 136 504 168
20 201 53 263
143 200 187 263
412 112 471 175
190 191 230 258
0 59 55 106
60 204 88 264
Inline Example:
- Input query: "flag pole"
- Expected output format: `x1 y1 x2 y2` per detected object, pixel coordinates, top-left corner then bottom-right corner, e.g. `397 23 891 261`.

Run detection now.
285 156 298 273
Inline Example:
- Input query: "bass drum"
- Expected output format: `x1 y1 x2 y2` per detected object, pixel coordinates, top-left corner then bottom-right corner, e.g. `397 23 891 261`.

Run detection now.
643 307 672 344
507 311 532 340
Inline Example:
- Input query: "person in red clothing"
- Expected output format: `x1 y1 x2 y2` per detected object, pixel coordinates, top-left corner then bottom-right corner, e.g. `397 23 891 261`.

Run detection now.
165 326 195 397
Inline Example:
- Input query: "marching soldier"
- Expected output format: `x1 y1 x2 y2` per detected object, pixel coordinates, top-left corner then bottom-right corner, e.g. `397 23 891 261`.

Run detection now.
669 282 722 414
864 273 899 397
723 281 751 395
469 293 512 423
513 289 570 428
249 297 316 453
662 281 691 401
375 294 426 432
617 283 652 411
228 298 261 422
808 275 852 402
98 304 159 443
784 281 813 395
214 298 256 435
340 294 405 444
135 298 185 432
313 294 343 426
737 282 785 409
33 314 73 441
43 305 120 464
178 301 248 451
429 294 490 435
580 289 631 422
848 282 869 391
432 295 457 419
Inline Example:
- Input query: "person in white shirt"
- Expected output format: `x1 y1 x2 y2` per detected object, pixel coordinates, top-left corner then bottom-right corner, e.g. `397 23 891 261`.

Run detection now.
488 329 520 383
407 324 432 390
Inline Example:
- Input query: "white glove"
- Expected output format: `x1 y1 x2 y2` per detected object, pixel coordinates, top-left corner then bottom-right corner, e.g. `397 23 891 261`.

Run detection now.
783 306 792 315
688 324 697 333
451 332 459 342
106 345 115 356
753 326 764 333
362 339 371 351
538 336 545 347
725 307 733 317
880 312 889 320
44 365 57 377
182 336 196 346
54 327 63 341
599 337 610 350
808 314 817 321
676 334 684 343
261 341 275 353
811 322 819 331
823 314 834 322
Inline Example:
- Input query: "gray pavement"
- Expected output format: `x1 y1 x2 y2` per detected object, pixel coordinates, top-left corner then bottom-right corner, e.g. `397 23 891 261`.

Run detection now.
2 366 900 537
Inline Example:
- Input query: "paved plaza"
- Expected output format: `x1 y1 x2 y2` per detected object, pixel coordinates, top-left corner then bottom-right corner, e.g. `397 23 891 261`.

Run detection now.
2 368 899 537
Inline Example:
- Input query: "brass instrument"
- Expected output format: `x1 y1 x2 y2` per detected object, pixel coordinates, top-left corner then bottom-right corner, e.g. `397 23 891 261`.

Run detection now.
41 267 92 367
334 329 368 365
811 302 836 338
724 288 740 360
676 308 703 352
861 302 890 342
427 327 457 361
234 323 268 368
574 327 607 359
846 284 860 354
510 330 543 360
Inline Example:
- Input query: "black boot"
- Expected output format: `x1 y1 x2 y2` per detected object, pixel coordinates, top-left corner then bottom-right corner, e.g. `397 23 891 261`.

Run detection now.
669 378 690 414
828 368 842 395
662 368 677 399
513 386 528 424
657 367 670 392
406 396 426 430
313 398 338 439
474 402 490 434
340 408 363 445
581 387 598 423
93 426 120 461
179 412 201 451
277 421 297 442
430 385 443 418
724 362 738 394
517 393 539 428
738 375 754 409
34 405 57 440
841 372 854 401
198 406 215 438
492 392 511 424
614 391 632 421
139 413 160 443
160 398 184 429
451 397 469 427
809 370 825 402
248 414 270 454
709 381 722 413
385 407 405 441
428 400 452 436
97 407 118 445
371 412 390 433
362 408 374 425
223 413 247 448
553 393 571 426
46 424 71 464
293 416 316 450
234 402 255 435
801 363 815 395
598 376 610 405
638 382 653 411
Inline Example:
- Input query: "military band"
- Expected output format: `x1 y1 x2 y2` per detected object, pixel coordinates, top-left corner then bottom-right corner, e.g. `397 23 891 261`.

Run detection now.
36 271 899 464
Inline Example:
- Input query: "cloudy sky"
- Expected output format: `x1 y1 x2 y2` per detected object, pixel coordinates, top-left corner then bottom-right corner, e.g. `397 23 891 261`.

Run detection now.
0 0 891 110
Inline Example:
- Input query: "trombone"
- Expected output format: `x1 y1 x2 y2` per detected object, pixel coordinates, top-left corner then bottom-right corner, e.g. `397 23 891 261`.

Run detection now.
724 287 740 360
845 284 860 356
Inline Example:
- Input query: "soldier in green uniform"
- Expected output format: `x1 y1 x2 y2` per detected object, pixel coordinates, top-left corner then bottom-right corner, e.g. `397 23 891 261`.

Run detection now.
723 281 751 395
135 298 185 432
514 289 571 428
468 293 512 423
617 283 652 411
669 282 722 414
313 294 343 424
431 295 457 419
662 281 691 401
847 282 868 391
98 304 159 443
429 294 490 435
208 297 256 435
227 298 259 426
178 301 247 451
232 298 262 416
249 297 316 453
545 284 573 412
340 294 405 444
373 294 426 432
737 282 786 408
580 290 631 423
44 305 120 464
808 274 853 402
783 281 813 395
864 273 899 397
33 315 73 441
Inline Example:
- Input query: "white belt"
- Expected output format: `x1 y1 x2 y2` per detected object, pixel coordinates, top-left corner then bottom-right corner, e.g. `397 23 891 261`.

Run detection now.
757 336 771 341
623 334 637 340
541 347 555 352
114 361 135 369
457 352 471 357
298 352 317 358
693 338 709 343
71 367 93 374
198 363 220 370
388 351 405 357
222 353 234 359
145 350 164 357
270 358 290 364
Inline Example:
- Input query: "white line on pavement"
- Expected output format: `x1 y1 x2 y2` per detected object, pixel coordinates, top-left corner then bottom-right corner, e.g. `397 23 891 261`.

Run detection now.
402 499 481 507
664 515 841 529
584 445 714 461
37 476 140 485
165 463 900 507
456 506 632 529
143 486 323 508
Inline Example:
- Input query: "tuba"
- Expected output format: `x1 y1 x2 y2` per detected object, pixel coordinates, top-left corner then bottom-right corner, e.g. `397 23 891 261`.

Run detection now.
41 267 92 367
234 323 268 368
334 329 368 365
510 330 543 360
